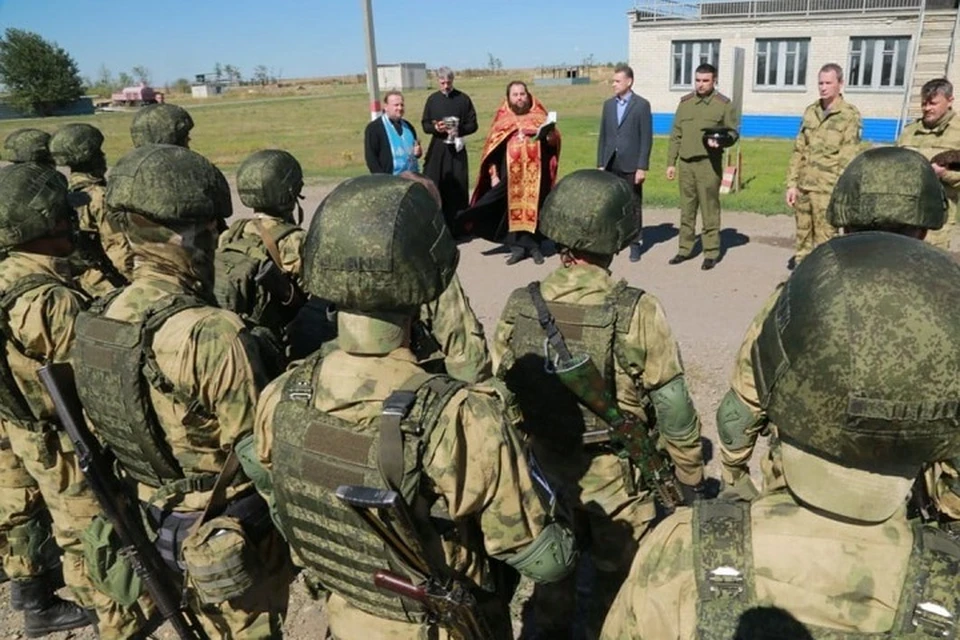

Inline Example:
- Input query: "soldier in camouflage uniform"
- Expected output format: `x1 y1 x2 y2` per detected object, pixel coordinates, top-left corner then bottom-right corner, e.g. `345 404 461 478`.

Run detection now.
50 123 133 296
493 170 706 639
0 162 150 638
603 231 960 639
666 63 739 271
897 77 960 250
129 103 194 148
717 147 949 499
785 63 862 266
246 174 577 640
2 129 55 166
71 144 293 638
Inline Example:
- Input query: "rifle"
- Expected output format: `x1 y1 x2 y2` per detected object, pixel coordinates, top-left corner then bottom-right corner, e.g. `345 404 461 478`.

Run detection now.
38 363 209 640
335 485 500 640
526 283 684 509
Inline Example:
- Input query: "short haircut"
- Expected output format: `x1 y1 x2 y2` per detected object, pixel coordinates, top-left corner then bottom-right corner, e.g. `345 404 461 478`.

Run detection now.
819 63 844 83
382 90 403 105
437 66 454 81
695 63 717 78
921 78 954 102
505 80 529 98
613 64 634 80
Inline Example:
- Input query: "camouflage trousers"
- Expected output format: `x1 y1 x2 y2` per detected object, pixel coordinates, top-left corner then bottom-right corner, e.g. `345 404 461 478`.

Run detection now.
523 450 656 640
186 526 294 639
794 189 836 263
4 420 149 639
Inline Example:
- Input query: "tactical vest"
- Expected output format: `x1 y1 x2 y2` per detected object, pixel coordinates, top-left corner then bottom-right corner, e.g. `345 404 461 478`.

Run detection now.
72 291 223 499
213 218 299 332
694 500 960 639
0 273 74 431
503 281 643 449
270 351 466 622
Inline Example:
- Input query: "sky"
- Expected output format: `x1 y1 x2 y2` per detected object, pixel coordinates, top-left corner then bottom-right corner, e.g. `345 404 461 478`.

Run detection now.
0 0 636 86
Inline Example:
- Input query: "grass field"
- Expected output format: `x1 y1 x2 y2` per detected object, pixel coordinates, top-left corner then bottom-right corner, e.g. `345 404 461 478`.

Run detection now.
0 74 805 215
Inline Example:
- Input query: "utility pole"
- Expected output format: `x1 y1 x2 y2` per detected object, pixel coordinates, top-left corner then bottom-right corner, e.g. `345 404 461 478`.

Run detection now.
361 0 381 122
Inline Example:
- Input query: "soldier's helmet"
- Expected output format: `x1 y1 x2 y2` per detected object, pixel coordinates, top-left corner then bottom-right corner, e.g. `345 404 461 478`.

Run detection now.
236 150 303 219
130 104 194 148
539 169 638 256
827 147 947 231
0 163 73 249
753 232 960 522
302 174 458 311
2 129 54 165
106 144 231 223
49 123 105 168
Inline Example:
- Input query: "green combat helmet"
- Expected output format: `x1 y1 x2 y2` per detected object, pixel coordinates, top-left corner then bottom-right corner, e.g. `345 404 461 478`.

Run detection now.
236 149 304 220
538 169 638 255
0 163 72 249
2 128 53 165
827 147 947 231
129 103 194 148
753 232 960 523
302 174 458 312
49 123 105 168
106 144 231 222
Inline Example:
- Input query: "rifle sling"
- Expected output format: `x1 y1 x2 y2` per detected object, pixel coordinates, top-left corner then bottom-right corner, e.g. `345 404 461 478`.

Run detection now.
252 217 285 270
526 282 572 363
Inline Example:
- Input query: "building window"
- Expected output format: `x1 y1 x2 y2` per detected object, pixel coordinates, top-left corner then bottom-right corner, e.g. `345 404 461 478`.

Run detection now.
848 37 910 89
755 39 809 88
671 40 720 88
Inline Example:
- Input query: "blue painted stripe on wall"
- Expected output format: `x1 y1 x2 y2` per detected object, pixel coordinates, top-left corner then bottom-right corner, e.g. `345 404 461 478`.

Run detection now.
652 113 898 143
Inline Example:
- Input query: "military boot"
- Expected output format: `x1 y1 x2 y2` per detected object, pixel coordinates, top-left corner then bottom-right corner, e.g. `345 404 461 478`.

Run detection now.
10 571 93 638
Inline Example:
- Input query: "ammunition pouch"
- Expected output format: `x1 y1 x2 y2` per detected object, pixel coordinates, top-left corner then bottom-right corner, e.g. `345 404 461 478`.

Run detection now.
502 521 577 584
81 515 142 608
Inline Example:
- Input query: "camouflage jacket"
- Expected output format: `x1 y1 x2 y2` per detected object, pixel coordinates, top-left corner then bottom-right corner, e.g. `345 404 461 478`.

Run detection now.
601 491 921 639
0 252 87 424
417 273 492 383
217 214 306 281
254 346 550 635
492 263 704 490
69 172 133 296
667 89 739 164
786 96 863 193
897 110 960 212
101 274 268 511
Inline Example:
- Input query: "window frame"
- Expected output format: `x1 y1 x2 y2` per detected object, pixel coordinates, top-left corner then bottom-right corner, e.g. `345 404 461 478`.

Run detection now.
753 37 810 92
846 36 911 91
670 39 721 90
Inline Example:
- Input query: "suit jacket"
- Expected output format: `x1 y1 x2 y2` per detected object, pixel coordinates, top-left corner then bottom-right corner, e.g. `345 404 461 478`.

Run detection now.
597 91 653 173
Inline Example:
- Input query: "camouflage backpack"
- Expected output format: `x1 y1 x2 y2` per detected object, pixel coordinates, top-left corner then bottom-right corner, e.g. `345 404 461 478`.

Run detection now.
213 217 301 334
694 499 960 639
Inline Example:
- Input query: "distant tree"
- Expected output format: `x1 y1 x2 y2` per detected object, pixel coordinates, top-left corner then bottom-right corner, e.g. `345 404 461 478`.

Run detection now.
117 71 134 88
171 77 191 94
582 53 595 68
0 28 83 115
223 64 241 84
252 65 269 86
213 61 223 82
487 53 503 74
131 65 151 85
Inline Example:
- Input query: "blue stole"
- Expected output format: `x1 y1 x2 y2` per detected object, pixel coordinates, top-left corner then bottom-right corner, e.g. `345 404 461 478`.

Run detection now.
382 115 419 174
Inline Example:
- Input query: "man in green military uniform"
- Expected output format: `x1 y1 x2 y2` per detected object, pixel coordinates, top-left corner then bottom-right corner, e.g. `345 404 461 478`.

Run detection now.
0 162 149 638
129 103 194 148
786 63 862 267
666 63 738 271
603 232 960 639
72 144 293 638
247 174 576 640
717 147 948 498
50 123 132 297
493 170 707 639
897 77 960 250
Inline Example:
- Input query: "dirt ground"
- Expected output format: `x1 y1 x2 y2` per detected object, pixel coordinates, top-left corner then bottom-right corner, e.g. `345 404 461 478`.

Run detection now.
0 183 838 638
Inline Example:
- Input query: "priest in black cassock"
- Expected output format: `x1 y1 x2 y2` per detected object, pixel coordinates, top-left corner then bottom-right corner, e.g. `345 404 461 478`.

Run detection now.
421 67 478 227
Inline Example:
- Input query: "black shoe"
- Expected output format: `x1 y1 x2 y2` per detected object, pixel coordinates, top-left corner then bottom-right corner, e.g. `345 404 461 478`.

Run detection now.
668 254 692 265
11 573 94 638
629 242 642 263
530 246 545 265
505 247 526 265
701 258 718 271
787 256 798 271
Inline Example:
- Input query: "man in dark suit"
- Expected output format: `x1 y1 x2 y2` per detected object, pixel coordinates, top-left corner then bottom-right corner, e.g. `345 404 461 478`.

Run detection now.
598 64 653 262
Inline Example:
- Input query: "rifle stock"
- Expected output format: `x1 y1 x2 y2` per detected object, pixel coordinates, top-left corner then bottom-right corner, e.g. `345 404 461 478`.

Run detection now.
38 363 208 640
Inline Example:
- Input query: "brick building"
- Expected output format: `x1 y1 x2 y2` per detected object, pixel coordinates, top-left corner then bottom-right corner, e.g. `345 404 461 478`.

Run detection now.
629 0 960 141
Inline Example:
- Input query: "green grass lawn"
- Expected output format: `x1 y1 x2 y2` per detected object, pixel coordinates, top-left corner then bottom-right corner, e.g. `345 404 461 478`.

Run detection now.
0 76 799 215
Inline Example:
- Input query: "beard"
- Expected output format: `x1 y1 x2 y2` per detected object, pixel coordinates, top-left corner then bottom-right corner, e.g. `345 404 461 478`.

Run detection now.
509 101 532 115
